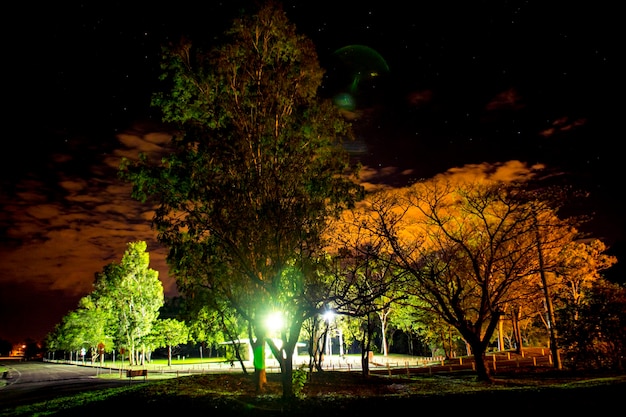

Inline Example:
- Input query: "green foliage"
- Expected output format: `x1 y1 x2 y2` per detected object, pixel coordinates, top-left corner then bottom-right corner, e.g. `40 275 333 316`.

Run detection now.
558 279 626 370
291 363 309 398
92 241 164 361
46 241 164 364
149 319 190 350
118 0 364 394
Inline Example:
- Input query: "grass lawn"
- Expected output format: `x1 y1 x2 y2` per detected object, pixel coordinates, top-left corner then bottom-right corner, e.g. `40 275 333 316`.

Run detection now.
2 362 624 416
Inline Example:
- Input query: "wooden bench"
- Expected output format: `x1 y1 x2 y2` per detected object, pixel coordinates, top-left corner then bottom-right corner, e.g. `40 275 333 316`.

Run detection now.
126 369 148 381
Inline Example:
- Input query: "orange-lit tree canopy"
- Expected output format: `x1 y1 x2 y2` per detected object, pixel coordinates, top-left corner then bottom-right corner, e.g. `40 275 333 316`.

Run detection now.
337 170 581 382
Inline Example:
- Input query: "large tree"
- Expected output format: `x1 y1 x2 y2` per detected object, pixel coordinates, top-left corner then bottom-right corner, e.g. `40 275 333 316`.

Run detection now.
356 174 579 381
119 1 362 397
91 241 164 366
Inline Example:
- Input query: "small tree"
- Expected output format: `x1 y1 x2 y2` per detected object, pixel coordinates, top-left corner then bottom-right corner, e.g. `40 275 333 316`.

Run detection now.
324 212 406 375
149 319 190 367
558 279 626 370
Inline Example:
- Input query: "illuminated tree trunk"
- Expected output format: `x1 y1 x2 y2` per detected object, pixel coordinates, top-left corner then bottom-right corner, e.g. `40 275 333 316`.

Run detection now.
497 316 505 351
377 308 390 356
535 217 562 370
511 307 523 354
251 336 267 392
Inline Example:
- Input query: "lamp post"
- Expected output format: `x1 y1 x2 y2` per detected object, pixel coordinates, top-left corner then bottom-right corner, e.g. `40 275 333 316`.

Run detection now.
338 328 344 357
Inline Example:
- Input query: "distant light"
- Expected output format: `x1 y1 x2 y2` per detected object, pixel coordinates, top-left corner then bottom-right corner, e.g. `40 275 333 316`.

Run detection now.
323 311 335 322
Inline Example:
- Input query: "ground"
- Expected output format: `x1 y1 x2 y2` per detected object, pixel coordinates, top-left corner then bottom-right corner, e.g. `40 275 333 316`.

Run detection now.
48 367 625 416
5 354 624 417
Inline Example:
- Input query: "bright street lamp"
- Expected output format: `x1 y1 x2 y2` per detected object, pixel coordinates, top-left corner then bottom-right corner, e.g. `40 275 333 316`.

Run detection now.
323 310 343 357
323 311 334 356
265 311 284 333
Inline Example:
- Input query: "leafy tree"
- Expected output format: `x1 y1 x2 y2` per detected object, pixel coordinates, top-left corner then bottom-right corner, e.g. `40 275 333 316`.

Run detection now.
181 292 248 368
553 239 617 316
559 278 626 370
119 1 362 397
71 296 113 365
323 213 406 375
149 318 190 366
49 311 87 361
91 241 164 366
388 297 431 356
359 176 579 381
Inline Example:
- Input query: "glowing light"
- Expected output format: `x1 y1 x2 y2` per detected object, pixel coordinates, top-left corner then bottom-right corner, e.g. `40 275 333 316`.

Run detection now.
323 311 335 322
265 311 284 332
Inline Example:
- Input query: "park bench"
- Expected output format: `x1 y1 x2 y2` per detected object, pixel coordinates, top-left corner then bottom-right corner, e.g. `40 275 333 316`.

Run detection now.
126 369 148 381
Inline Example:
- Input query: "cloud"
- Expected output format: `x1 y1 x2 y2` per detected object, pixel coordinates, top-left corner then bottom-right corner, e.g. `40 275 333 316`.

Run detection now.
438 160 546 183
0 122 178 341
539 116 588 138
485 88 525 111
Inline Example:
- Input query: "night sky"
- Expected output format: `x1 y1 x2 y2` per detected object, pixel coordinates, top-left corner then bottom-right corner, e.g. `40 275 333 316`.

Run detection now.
1 0 622 345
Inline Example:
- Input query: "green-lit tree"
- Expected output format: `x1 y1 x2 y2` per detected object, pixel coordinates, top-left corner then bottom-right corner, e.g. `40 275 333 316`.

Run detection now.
73 296 114 366
148 318 190 367
91 241 164 366
119 2 362 397
49 311 86 361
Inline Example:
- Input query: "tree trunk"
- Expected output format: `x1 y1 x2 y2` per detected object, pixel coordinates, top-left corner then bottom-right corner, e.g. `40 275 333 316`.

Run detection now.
168 345 172 367
535 215 561 369
252 338 267 392
361 351 370 376
360 314 374 377
512 307 523 354
497 316 505 351
379 311 389 356
473 351 490 381
280 350 294 399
